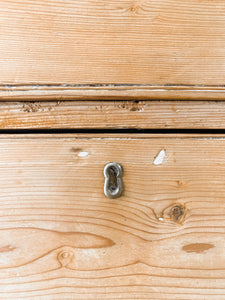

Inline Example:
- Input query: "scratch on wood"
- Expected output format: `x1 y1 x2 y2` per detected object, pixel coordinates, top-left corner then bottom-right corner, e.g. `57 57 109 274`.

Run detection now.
22 102 42 113
21 101 62 113
115 100 147 112
0 245 16 253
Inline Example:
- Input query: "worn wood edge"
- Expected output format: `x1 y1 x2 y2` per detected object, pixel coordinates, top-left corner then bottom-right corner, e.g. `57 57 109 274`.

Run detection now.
2 101 225 130
2 84 225 100
0 134 224 139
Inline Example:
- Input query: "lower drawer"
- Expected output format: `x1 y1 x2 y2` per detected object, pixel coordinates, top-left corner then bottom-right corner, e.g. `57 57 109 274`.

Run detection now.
0 134 224 299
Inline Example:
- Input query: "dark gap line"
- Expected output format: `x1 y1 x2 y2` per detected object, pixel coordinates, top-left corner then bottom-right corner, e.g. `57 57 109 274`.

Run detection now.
0 129 225 135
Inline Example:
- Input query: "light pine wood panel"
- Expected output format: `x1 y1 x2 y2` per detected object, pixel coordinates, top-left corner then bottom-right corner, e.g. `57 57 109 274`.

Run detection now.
1 1 225 100
2 101 225 129
0 134 224 299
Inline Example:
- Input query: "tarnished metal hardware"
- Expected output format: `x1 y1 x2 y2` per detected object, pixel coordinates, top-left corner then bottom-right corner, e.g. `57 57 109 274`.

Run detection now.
103 162 123 199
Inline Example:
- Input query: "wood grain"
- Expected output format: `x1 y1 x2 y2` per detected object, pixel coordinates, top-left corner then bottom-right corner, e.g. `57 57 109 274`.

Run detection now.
3 85 225 101
0 134 224 299
1 1 225 99
2 100 225 130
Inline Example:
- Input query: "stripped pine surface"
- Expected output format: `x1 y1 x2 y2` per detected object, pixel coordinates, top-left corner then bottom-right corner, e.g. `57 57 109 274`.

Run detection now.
2 1 225 100
2 101 225 129
0 134 224 299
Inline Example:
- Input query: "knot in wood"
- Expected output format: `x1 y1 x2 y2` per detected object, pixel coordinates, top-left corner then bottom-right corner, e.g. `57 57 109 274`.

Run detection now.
57 249 74 267
170 205 184 221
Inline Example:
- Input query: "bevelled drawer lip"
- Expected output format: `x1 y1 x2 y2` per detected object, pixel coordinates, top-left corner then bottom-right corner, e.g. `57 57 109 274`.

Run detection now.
0 133 225 139
2 84 225 101
2 0 225 100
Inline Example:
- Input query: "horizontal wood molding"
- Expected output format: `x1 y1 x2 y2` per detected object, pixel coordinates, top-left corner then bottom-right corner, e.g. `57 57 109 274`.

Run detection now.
1 85 225 100
0 134 224 298
2 100 225 129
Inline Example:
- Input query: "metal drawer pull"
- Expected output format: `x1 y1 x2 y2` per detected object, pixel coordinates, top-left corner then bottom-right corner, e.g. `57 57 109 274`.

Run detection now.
103 162 123 199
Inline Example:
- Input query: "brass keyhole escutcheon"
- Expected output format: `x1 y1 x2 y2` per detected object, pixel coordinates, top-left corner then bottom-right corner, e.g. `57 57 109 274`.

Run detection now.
103 162 123 199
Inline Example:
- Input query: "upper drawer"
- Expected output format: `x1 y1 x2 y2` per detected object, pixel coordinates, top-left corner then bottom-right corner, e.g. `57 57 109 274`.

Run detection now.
1 1 225 100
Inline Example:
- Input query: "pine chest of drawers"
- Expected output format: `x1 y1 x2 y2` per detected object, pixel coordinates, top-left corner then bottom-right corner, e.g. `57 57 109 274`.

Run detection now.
0 1 225 299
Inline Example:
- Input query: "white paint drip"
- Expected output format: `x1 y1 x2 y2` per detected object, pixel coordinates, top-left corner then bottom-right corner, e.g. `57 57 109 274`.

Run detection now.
153 149 166 165
78 151 89 158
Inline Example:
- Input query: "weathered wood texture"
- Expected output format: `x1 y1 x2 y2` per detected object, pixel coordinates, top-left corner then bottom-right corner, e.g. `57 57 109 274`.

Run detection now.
1 1 225 100
2 101 225 129
0 134 224 299
3 85 225 101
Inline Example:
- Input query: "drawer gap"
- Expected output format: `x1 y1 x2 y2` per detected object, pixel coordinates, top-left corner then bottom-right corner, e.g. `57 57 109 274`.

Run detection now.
0 128 225 135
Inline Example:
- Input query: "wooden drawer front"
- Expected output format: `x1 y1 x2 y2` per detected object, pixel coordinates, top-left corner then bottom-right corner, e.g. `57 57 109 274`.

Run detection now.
1 1 225 100
0 135 225 299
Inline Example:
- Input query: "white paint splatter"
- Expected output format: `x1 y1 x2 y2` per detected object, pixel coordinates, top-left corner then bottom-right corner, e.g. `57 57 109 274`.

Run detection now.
158 217 164 222
78 151 89 158
153 149 166 165
56 32 66 36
